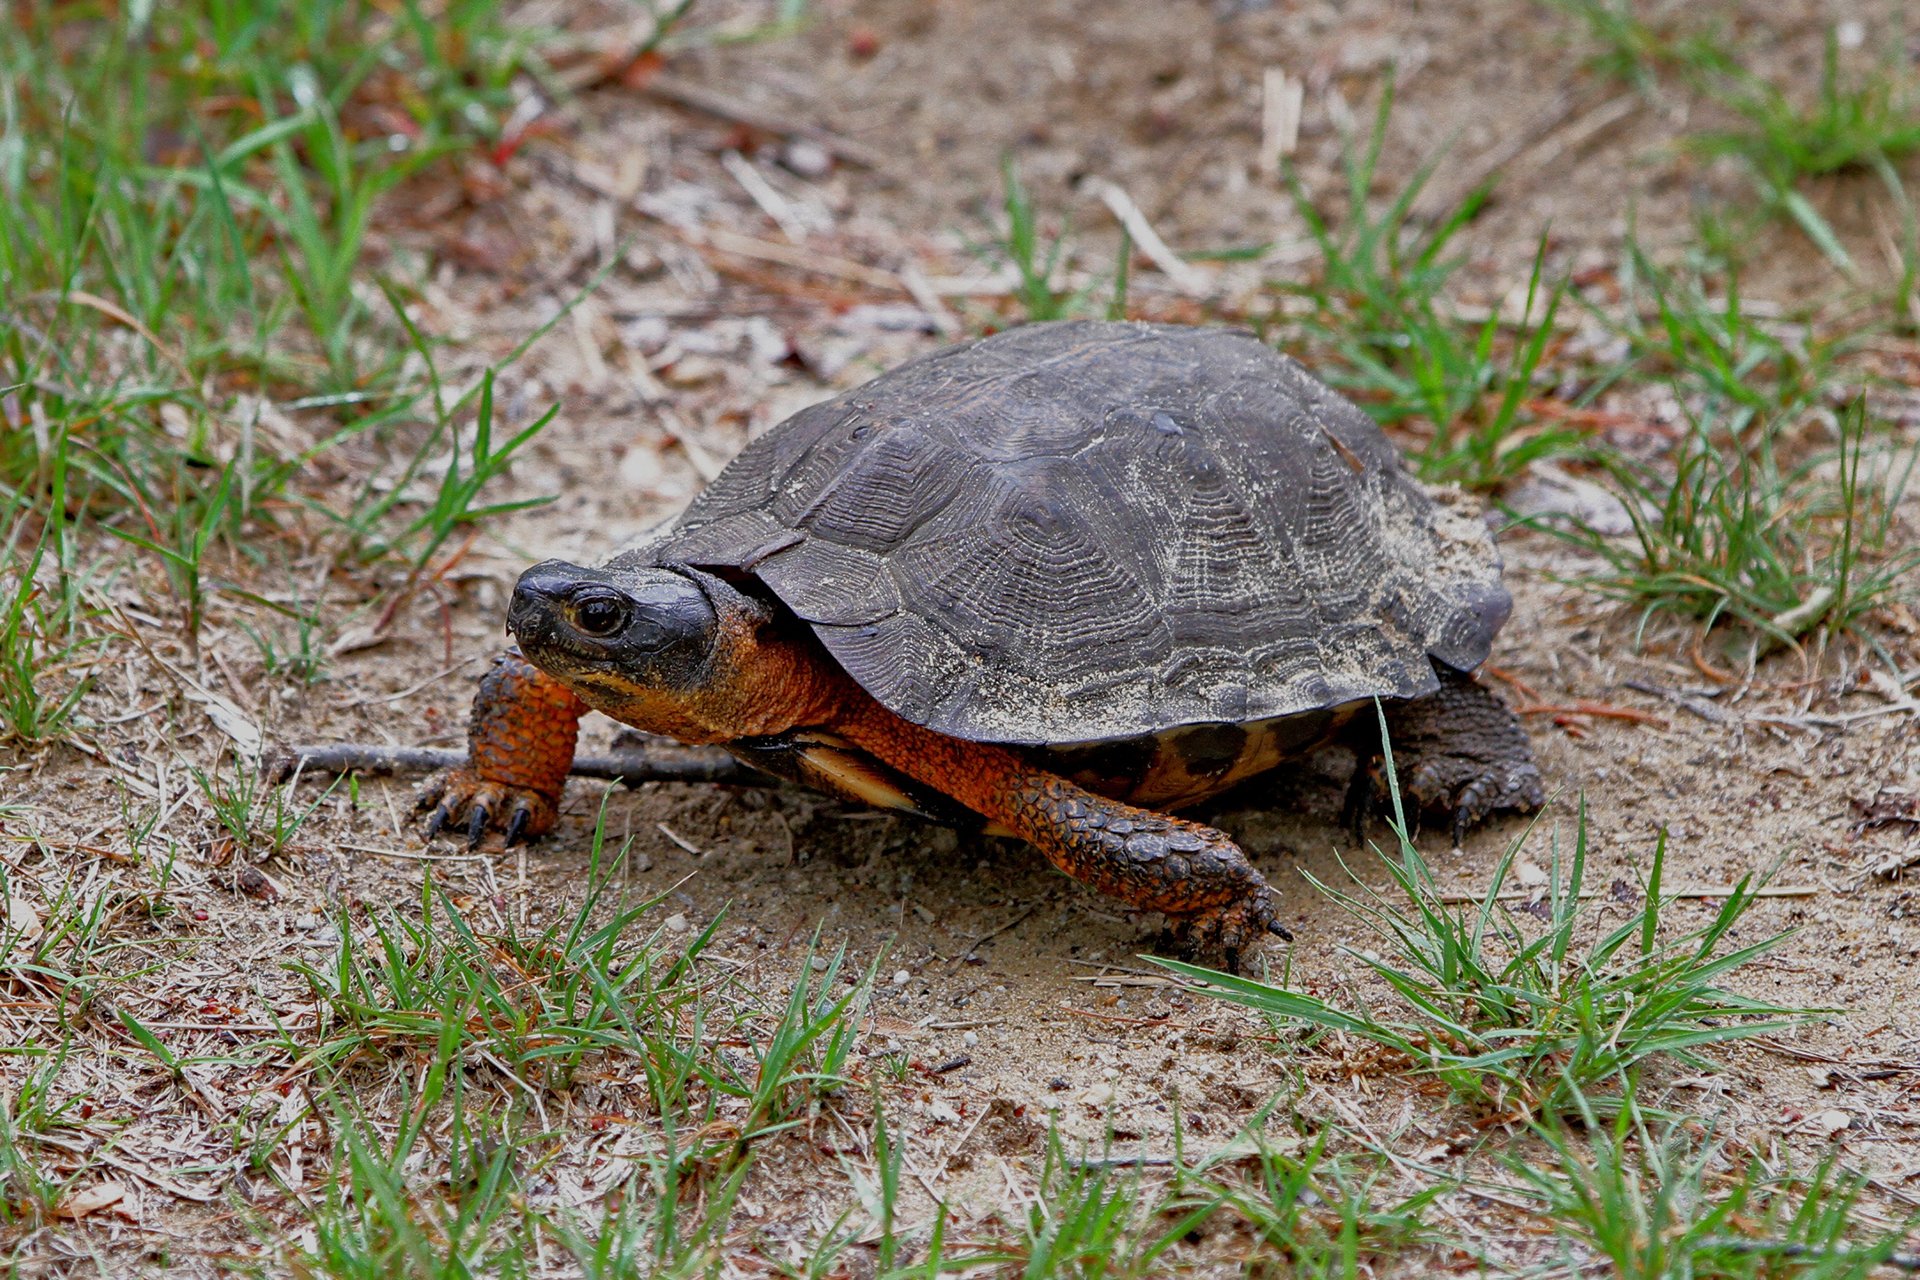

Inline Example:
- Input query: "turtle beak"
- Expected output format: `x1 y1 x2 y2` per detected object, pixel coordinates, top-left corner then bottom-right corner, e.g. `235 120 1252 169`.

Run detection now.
506 560 587 645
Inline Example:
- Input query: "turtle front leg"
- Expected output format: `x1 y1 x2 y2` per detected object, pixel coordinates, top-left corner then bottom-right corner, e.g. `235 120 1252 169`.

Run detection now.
1351 663 1545 846
419 649 588 845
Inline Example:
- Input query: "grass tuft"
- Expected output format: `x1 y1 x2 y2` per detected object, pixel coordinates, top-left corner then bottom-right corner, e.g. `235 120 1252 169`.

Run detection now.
979 155 1133 327
0 460 100 745
1555 397 1917 645
1538 0 1736 93
1274 82 1579 486
1517 1087 1920 1278
0 0 566 694
1157 718 1805 1117
1689 34 1920 275
1542 249 1919 645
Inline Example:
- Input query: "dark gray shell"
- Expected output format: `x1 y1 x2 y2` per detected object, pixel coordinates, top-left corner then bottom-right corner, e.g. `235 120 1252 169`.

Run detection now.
616 321 1510 746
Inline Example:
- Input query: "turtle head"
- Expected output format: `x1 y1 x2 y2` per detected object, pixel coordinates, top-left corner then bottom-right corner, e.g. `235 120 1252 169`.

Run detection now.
508 560 732 720
507 558 835 743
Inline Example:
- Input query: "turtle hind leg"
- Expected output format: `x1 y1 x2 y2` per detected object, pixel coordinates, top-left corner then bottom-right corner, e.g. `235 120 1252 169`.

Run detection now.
1003 774 1290 969
834 702 1289 969
1352 664 1545 845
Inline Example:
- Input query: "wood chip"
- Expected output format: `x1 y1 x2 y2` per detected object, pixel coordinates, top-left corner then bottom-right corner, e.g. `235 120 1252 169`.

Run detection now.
4 887 43 950
656 823 707 856
1260 68 1304 174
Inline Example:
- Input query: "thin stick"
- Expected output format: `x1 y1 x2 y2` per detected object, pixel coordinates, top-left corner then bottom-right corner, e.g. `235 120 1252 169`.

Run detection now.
1088 179 1210 296
640 72 889 170
693 225 907 292
1513 699 1671 728
270 742 772 788
949 904 1041 966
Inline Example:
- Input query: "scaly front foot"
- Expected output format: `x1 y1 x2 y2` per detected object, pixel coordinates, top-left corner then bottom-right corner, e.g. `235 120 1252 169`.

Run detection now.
1001 775 1291 970
416 768 560 847
419 649 587 846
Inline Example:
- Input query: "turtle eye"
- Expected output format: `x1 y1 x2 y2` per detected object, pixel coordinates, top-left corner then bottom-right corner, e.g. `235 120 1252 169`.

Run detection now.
572 590 629 638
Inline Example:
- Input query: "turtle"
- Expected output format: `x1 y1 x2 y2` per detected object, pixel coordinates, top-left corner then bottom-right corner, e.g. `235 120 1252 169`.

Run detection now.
419 320 1544 962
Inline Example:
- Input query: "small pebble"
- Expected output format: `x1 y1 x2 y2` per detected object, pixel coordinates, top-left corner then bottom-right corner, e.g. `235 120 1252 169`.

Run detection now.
1836 19 1865 48
962 1031 978 1047
663 913 690 934
779 139 833 179
1816 1108 1851 1138
892 969 912 986
810 955 829 972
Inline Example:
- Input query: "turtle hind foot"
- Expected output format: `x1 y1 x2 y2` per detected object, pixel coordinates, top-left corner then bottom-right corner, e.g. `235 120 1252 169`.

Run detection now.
1350 665 1546 847
1160 886 1290 975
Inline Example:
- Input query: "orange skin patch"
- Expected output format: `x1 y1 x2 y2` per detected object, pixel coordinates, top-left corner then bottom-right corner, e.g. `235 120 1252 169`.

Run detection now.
432 614 1285 954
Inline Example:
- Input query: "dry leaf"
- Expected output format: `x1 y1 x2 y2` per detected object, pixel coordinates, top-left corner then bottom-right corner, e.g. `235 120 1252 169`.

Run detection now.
4 887 43 950
327 624 390 657
56 1182 126 1219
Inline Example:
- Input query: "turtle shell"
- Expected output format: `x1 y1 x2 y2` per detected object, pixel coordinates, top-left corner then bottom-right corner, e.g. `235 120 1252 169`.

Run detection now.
615 320 1511 747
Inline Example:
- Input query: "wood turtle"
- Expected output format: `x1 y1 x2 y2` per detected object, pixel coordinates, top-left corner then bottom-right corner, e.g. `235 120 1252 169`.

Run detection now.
421 320 1544 963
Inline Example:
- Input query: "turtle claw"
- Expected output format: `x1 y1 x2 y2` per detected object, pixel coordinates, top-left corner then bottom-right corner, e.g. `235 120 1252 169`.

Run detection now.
467 804 490 848
1163 884 1286 970
417 767 561 847
1450 797 1474 851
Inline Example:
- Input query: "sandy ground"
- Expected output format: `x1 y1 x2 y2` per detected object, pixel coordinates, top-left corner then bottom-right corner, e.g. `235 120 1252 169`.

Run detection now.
4 0 1920 1272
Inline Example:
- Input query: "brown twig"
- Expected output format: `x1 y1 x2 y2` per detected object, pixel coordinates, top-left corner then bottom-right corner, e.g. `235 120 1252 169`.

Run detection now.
1513 700 1671 728
1690 635 1740 685
1481 664 1543 701
948 904 1042 967
639 72 890 170
269 742 772 789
